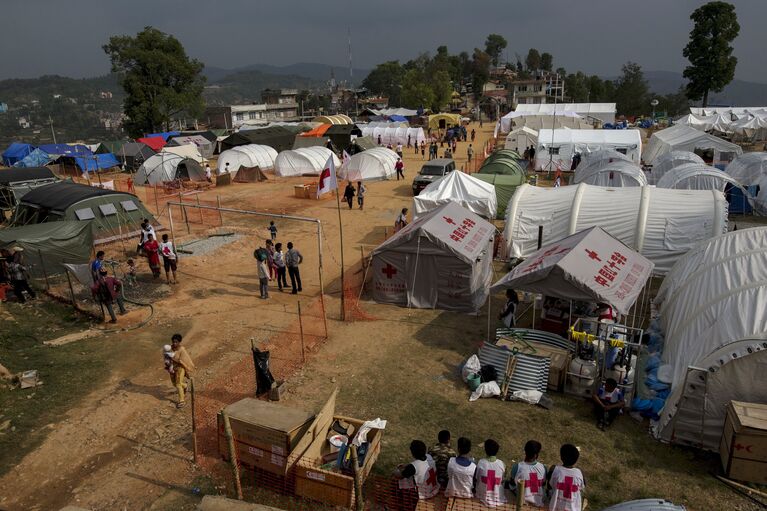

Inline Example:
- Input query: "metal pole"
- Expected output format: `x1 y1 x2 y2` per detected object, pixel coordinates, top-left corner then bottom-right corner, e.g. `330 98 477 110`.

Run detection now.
298 301 306 364
37 249 49 290
180 191 190 234
317 222 329 339
169 204 177 261
65 270 77 307
335 187 346 321
196 194 203 224
217 195 224 226
190 378 198 464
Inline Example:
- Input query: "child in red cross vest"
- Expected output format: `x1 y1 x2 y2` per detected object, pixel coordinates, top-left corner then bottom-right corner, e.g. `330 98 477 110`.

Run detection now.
510 440 547 507
547 444 585 511
475 439 507 507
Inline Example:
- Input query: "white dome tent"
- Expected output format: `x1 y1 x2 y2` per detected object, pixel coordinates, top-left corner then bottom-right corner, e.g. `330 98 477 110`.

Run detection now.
273 147 340 177
360 126 426 147
338 147 398 181
643 124 742 166
135 152 205 185
217 145 278 176
656 163 746 192
504 183 728 274
412 170 498 220
653 227 767 450
576 149 631 173
648 151 704 185
725 152 767 184
504 127 538 154
573 160 647 187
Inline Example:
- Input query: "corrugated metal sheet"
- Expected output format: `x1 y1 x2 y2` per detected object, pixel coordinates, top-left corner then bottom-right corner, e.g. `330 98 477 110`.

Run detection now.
496 328 574 352
477 343 550 396
601 499 686 511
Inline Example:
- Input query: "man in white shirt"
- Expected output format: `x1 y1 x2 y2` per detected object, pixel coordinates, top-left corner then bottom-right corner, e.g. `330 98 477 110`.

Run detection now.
445 437 476 499
548 444 585 511
510 440 547 507
159 234 178 284
397 440 439 500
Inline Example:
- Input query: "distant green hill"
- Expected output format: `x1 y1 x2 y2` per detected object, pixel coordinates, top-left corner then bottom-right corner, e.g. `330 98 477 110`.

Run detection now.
203 69 324 105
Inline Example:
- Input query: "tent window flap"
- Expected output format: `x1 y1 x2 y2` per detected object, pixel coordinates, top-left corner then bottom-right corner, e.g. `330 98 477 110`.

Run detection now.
120 200 138 212
99 203 118 216
75 208 96 220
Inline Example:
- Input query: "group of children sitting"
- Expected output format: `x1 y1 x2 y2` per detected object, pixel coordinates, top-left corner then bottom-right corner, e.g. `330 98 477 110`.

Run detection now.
397 431 585 510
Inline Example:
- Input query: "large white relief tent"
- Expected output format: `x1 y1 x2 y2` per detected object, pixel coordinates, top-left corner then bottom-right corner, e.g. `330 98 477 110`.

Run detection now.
217 144 278 175
359 126 426 146
337 147 399 181
535 129 642 171
412 170 498 220
503 183 728 274
573 160 647 187
647 150 704 185
643 124 742 166
273 147 340 177
652 227 767 450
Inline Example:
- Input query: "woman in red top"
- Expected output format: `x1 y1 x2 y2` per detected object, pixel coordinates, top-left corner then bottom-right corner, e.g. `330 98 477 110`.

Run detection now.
143 233 161 279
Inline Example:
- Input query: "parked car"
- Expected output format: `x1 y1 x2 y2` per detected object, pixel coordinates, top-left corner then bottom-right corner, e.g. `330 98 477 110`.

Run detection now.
412 158 456 195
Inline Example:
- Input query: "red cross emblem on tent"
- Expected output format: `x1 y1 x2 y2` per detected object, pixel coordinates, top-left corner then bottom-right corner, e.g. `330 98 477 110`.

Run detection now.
425 468 437 487
481 470 501 491
443 216 456 225
585 249 602 262
556 476 580 499
525 472 542 493
381 264 397 279
319 167 331 189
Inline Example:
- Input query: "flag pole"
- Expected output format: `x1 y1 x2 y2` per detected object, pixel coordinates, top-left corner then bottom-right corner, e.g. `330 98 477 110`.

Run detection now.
335 181 346 322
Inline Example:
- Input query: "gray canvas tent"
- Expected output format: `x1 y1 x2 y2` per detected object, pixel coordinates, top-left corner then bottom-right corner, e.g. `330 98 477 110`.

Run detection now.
167 134 215 158
370 202 494 312
0 221 93 275
0 166 59 211
115 142 156 171
12 181 156 243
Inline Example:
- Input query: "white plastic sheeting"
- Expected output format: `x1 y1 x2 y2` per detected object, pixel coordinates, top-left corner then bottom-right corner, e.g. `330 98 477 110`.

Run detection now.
725 152 767 184
535 129 642 170
573 160 647 187
656 163 744 191
647 151 704 185
273 147 340 177
217 144 278 175
500 113 591 133
653 227 767 450
359 126 426 146
337 147 399 181
513 103 616 124
504 127 538 153
162 143 206 163
412 170 498 220
504 183 728 274
643 124 742 166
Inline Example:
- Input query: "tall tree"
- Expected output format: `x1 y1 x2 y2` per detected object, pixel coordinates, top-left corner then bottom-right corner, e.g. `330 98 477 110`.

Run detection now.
361 60 405 105
471 49 491 99
540 52 554 72
566 72 589 102
103 27 205 137
613 62 649 116
525 49 541 72
586 75 607 102
401 69 436 111
682 1 739 106
484 34 508 67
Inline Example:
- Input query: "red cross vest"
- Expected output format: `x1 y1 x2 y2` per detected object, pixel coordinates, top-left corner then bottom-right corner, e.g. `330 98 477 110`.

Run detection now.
548 465 585 511
445 457 476 498
412 455 439 500
475 458 507 507
514 461 547 507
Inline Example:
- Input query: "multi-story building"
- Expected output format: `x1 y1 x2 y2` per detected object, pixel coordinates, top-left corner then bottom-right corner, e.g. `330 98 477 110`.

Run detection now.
204 90 300 129
509 74 565 108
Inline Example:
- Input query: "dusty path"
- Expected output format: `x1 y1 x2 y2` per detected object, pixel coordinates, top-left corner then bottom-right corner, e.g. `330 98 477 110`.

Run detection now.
0 122 498 510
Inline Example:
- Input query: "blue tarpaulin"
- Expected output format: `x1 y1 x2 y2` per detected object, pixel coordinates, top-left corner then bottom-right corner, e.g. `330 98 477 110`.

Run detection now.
38 144 92 157
145 131 180 141
2 142 34 166
71 153 120 172
387 115 408 122
14 148 52 168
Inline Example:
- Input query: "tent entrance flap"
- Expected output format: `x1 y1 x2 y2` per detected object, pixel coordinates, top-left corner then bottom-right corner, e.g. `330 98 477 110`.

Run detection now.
405 252 438 308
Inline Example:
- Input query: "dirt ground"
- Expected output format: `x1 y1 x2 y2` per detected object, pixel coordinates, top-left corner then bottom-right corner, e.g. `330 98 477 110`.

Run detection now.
0 124 760 511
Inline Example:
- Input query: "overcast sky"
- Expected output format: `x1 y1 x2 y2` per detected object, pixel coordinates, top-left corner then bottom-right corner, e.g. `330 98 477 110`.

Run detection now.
2 0 765 83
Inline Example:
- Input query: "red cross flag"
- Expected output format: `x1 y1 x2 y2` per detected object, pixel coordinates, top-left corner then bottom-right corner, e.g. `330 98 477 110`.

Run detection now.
317 153 338 198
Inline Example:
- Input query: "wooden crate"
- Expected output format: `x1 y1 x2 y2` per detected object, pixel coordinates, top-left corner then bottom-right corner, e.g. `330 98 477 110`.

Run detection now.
497 337 571 392
294 394 383 508
217 397 315 476
720 400 767 484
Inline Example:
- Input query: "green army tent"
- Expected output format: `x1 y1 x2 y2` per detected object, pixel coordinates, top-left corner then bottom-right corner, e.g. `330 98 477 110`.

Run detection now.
0 221 93 275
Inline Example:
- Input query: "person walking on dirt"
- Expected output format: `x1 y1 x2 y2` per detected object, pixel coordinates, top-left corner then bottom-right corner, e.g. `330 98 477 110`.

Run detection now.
143 233 161 279
159 234 178 285
395 158 405 180
8 247 36 303
170 333 195 408
420 141 426 159
467 144 474 165
471 129 476 142
357 181 367 210
91 267 126 323
258 256 270 299
91 250 106 282
274 243 288 291
343 182 356 209
286 242 303 294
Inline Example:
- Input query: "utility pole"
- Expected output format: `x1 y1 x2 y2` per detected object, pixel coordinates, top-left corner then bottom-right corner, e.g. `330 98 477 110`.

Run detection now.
49 116 57 144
